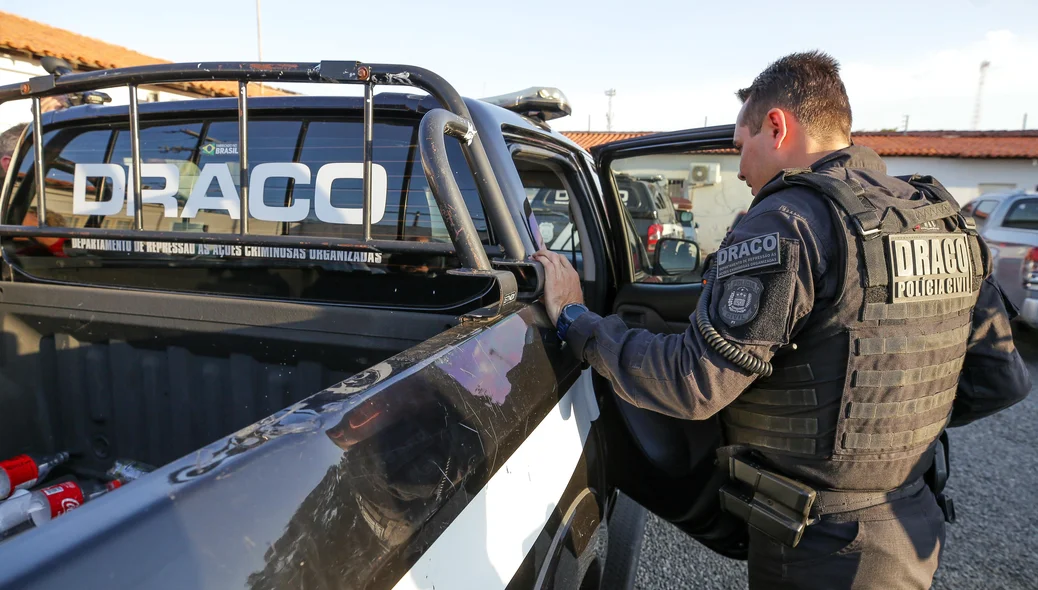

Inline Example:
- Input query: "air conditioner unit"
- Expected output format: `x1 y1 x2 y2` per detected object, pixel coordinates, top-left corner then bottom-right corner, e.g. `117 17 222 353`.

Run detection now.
688 163 721 186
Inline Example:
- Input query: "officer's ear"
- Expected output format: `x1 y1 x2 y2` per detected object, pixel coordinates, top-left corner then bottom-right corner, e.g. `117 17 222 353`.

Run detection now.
765 108 789 150
0 155 10 173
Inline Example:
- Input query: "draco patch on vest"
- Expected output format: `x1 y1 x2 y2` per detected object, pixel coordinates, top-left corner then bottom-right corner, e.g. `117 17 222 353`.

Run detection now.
719 276 764 327
715 232 781 278
887 232 973 303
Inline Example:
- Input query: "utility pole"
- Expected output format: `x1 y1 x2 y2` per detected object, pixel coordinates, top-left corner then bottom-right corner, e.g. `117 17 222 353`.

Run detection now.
902 115 910 133
1024 113 1029 131
605 89 616 132
256 0 264 61
972 60 990 131
587 114 591 132
255 0 264 95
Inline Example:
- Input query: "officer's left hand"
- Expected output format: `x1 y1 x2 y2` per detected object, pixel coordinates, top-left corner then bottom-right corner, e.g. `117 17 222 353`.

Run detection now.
38 95 70 113
533 249 584 325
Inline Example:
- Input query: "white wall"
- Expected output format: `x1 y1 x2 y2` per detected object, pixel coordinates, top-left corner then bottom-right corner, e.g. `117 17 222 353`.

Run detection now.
1 53 194 133
882 156 1038 205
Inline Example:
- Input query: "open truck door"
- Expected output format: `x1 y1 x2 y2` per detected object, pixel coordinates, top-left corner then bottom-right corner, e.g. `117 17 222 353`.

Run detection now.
590 125 753 563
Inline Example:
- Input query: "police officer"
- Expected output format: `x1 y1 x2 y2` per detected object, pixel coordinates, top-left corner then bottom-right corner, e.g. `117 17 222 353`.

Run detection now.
534 51 1031 589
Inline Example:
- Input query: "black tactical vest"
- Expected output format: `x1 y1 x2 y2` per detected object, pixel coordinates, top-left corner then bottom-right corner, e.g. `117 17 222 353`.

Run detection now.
721 167 989 492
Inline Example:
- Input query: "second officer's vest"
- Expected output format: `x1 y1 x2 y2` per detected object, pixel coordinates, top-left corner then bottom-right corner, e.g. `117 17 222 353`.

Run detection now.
722 168 989 492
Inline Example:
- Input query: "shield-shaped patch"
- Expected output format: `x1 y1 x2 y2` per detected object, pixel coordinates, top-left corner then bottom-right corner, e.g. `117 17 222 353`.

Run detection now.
718 276 764 327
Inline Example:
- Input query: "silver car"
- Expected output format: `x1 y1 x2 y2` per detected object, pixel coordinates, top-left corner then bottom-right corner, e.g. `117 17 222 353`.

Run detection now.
963 190 1038 328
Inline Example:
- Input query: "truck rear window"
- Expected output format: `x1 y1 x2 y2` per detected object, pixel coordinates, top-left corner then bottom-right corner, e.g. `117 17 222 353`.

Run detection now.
3 113 496 311
1002 198 1038 230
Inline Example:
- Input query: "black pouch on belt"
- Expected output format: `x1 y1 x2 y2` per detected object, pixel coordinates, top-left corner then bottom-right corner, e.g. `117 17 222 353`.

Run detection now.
924 431 956 524
718 453 817 548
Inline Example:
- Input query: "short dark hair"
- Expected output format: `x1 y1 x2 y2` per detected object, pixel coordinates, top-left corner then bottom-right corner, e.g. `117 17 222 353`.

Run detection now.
736 51 852 143
1 123 28 159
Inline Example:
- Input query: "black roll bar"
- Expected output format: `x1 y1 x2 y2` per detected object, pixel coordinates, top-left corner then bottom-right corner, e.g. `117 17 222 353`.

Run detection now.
419 109 491 271
0 61 526 274
127 84 144 230
29 97 46 225
237 80 250 235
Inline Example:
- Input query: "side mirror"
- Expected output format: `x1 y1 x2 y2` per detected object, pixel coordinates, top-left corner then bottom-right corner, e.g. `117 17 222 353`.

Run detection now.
652 238 701 276
38 57 112 106
40 56 74 76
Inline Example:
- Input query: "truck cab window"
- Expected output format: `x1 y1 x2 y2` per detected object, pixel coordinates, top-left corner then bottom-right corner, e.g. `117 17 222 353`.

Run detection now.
3 114 495 311
970 199 999 231
10 128 112 230
1002 198 1038 230
513 152 589 277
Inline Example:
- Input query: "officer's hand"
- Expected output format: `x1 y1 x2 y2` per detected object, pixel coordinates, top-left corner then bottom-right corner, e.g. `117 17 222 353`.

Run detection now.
533 249 584 325
38 95 69 113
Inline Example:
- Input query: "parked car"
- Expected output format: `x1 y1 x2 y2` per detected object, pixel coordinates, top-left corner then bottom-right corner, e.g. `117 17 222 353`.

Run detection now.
669 196 699 242
0 60 735 590
615 175 684 253
962 190 1038 328
617 173 698 243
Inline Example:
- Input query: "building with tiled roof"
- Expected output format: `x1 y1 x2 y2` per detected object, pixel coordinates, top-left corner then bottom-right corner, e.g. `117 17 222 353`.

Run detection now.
0 11 291 99
0 11 295 131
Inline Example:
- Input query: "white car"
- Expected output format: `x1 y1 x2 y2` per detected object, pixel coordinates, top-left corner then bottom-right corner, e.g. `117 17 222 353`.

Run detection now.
963 190 1038 328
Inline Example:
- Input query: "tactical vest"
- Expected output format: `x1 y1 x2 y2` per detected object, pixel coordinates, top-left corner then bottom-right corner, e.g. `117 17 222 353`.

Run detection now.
721 168 989 492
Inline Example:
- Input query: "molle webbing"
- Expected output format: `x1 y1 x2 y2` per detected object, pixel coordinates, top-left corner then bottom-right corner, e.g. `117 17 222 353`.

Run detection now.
725 407 819 435
740 388 819 406
845 387 956 419
842 418 948 451
853 356 965 388
726 431 817 455
768 364 815 383
855 323 971 356
862 294 975 321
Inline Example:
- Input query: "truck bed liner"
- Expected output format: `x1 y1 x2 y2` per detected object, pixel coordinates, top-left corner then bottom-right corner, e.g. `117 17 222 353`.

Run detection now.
0 282 456 470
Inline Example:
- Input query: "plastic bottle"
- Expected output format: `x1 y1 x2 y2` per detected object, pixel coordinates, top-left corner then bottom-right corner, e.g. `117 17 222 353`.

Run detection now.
26 479 121 527
105 459 155 483
0 489 33 537
0 452 70 500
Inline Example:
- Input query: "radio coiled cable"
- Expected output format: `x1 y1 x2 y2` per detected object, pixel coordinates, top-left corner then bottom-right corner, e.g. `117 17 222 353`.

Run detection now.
696 265 773 377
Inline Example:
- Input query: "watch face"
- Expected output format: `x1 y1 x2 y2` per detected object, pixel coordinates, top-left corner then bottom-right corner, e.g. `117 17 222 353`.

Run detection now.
563 304 588 326
562 305 581 322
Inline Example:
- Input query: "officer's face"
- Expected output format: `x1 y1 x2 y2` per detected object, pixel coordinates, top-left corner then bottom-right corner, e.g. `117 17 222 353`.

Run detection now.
733 124 779 197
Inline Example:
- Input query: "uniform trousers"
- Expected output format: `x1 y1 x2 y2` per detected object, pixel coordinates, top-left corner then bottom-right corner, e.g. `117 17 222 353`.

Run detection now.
747 484 946 589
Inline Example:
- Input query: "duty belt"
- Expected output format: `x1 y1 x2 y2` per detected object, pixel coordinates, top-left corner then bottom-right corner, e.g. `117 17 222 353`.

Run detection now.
811 478 926 516
718 453 929 548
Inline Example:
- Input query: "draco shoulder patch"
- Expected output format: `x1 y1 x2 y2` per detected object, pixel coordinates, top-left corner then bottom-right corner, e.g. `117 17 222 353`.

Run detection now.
715 232 781 278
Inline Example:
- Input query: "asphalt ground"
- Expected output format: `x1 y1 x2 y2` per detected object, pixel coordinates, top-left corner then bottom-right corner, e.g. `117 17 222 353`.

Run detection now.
634 325 1038 589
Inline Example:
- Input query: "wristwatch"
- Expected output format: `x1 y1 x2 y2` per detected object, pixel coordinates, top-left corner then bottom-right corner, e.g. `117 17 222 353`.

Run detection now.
556 303 589 342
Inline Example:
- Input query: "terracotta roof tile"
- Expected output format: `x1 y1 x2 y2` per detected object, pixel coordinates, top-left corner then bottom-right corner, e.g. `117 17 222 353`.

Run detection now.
560 132 655 151
561 130 1038 159
0 11 292 98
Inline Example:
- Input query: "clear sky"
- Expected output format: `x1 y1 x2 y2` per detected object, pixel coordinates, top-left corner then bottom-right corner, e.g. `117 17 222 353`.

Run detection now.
3 0 1035 133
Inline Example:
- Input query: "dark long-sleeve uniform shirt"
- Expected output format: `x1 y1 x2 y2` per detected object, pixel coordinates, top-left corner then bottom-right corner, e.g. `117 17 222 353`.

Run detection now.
565 147 1030 430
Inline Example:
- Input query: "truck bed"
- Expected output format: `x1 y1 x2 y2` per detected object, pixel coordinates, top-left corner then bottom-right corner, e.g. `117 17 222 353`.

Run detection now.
0 281 456 473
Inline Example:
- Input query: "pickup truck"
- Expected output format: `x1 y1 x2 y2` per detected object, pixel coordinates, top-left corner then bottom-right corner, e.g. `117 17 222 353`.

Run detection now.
0 60 745 590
